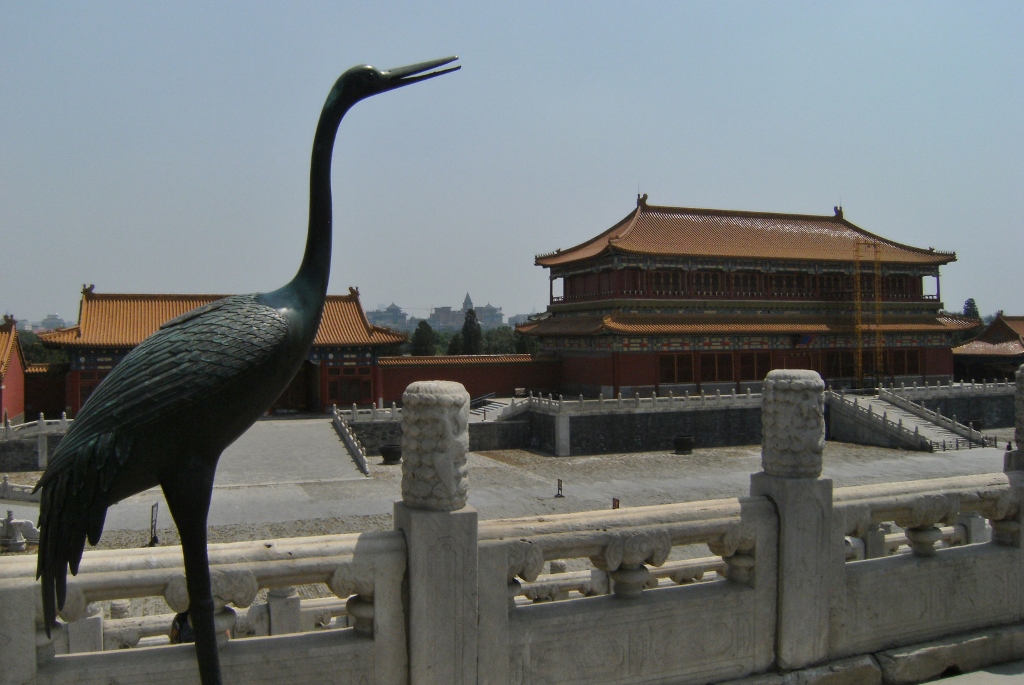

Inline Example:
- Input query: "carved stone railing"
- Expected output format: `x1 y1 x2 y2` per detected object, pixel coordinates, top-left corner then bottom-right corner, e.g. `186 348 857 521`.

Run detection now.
344 401 401 423
878 387 996 446
330 405 369 475
891 379 1015 401
479 496 769 601
2 413 72 441
834 473 1018 559
497 388 762 419
0 531 408 685
0 475 40 503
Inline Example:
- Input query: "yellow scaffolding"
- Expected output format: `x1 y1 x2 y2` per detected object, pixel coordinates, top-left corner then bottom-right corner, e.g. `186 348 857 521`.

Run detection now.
854 238 884 388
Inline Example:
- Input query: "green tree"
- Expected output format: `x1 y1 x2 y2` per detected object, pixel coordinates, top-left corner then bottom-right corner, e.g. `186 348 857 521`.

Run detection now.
18 331 70 365
461 309 482 355
483 326 516 354
410 321 437 356
514 330 540 355
447 332 463 355
962 298 980 319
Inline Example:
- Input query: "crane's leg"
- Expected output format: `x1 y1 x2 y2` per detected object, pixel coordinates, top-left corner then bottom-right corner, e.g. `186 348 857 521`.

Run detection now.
161 459 222 685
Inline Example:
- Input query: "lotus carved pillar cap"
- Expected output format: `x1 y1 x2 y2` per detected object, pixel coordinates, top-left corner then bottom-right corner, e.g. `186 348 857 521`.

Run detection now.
761 369 826 478
1016 365 1024 448
401 380 470 511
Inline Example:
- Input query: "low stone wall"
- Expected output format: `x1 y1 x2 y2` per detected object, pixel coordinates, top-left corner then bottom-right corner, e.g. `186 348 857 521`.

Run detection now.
566 406 761 455
915 395 1015 430
828 409 905 449
0 436 62 472
468 421 531 452
348 421 401 456
0 441 39 472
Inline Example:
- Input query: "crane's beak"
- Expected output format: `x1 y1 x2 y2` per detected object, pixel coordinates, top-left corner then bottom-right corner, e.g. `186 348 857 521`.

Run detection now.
380 56 460 92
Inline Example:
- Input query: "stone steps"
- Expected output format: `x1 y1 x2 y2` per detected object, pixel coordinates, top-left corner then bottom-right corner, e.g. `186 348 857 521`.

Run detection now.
863 397 970 445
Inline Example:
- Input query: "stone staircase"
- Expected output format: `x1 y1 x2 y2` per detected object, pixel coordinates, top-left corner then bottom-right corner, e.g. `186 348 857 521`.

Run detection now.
858 396 964 445
469 398 511 422
828 390 997 451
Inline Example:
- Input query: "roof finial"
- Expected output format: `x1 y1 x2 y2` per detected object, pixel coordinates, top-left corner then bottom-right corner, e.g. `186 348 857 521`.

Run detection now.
348 286 359 297
637 193 648 208
833 205 843 219
82 284 95 295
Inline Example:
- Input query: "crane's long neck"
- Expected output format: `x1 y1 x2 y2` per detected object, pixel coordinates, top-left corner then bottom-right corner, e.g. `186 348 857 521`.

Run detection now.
288 90 350 310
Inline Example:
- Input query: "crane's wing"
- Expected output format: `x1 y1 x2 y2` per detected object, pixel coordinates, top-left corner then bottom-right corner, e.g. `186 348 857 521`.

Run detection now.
35 294 290 632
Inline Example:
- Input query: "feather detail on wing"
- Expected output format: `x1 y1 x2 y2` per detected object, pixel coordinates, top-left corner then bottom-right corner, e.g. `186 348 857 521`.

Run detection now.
35 294 289 635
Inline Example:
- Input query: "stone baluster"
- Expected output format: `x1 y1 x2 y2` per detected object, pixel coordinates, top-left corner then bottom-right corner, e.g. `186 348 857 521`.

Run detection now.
267 586 301 635
700 390 706 405
634 392 640 409
598 393 604 408
351 403 357 421
750 369 831 671
1001 364 1024 474
60 411 68 431
371 402 378 421
391 401 397 420
578 394 584 411
591 529 670 600
394 380 477 685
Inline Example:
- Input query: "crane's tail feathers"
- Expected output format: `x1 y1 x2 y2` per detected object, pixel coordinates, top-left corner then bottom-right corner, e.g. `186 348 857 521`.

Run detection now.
36 433 118 637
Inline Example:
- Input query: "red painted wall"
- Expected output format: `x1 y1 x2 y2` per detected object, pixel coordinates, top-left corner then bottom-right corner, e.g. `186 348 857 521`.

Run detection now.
25 369 67 419
380 360 560 403
923 347 954 376
613 353 659 390
1 350 25 422
560 354 614 388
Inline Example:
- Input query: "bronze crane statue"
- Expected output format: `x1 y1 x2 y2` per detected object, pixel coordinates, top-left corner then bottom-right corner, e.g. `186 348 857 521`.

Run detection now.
35 56 459 685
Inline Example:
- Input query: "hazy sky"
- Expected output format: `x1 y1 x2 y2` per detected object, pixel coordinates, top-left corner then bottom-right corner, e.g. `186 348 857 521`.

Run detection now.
2 3 1021 324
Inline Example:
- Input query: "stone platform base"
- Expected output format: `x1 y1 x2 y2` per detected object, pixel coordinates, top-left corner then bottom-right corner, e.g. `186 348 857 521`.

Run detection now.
721 623 1024 685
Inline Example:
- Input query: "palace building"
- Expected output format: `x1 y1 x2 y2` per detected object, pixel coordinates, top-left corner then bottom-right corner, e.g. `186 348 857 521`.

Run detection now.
40 286 405 416
519 195 978 397
952 313 1024 382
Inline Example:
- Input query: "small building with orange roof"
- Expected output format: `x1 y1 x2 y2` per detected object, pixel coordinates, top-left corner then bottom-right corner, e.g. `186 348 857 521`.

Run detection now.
520 195 978 397
952 313 1024 382
40 286 405 416
0 315 28 423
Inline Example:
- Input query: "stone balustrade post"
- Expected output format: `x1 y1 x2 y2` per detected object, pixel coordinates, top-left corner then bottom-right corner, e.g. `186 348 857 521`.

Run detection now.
0 581 39 684
394 381 478 685
750 369 832 670
267 586 301 635
1002 365 1024 474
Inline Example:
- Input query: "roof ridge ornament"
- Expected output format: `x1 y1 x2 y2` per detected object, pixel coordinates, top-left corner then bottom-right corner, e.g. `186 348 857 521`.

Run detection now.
637 193 649 208
833 205 843 219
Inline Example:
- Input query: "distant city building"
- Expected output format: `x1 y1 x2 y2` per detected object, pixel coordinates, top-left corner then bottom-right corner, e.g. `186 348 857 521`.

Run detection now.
506 314 531 327
38 314 66 331
427 293 504 330
427 306 463 329
366 303 409 330
475 303 504 328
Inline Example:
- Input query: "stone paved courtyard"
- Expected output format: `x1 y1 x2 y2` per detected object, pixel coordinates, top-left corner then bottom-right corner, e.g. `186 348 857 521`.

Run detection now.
2 421 1014 550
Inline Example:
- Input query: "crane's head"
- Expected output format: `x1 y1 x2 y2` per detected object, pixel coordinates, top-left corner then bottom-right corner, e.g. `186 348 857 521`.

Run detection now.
335 56 460 106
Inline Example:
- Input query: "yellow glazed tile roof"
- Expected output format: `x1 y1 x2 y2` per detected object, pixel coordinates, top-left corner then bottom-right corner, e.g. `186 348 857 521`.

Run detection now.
378 354 538 366
40 288 404 349
536 200 955 267
520 313 977 337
